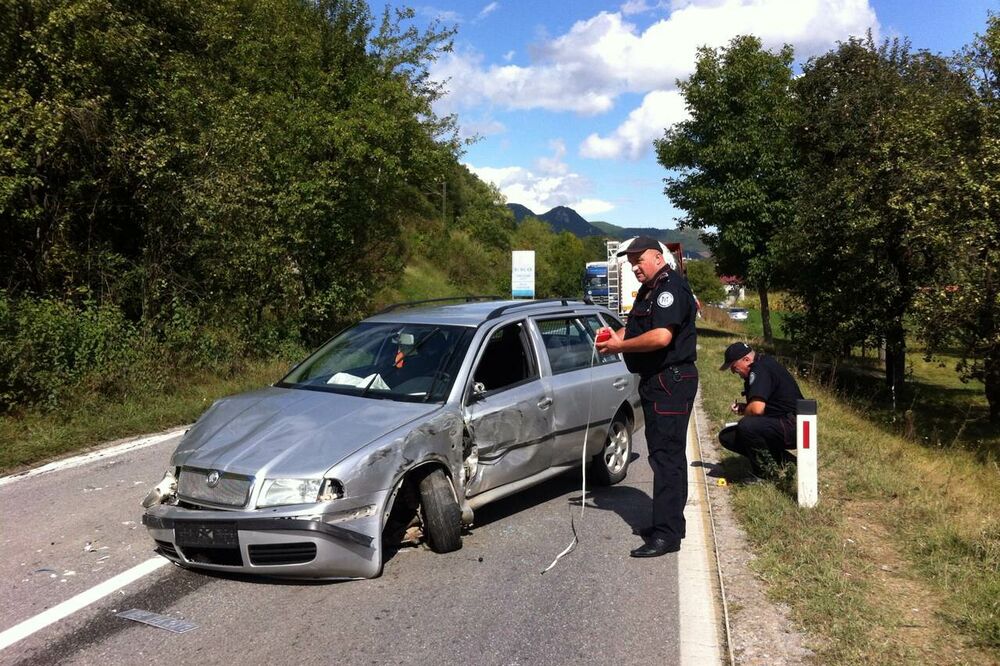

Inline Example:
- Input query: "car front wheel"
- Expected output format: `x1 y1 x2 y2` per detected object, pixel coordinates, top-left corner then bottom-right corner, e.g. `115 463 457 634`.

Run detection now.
418 469 462 553
590 414 631 485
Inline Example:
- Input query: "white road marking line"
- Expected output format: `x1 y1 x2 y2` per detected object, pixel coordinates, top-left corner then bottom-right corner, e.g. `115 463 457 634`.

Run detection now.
0 428 187 488
678 402 725 665
0 557 170 651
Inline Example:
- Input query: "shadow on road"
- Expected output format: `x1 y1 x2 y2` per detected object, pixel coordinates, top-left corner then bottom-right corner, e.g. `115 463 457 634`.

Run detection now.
570 485 652 535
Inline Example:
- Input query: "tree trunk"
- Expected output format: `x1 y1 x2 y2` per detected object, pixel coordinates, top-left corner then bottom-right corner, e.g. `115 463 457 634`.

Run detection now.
759 285 773 344
986 341 1000 424
884 323 906 401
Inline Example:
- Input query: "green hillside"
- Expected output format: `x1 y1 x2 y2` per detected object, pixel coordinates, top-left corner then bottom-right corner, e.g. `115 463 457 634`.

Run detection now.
589 221 708 253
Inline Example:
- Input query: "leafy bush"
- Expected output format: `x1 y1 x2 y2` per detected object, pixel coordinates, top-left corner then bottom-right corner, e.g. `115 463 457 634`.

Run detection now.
0 294 146 411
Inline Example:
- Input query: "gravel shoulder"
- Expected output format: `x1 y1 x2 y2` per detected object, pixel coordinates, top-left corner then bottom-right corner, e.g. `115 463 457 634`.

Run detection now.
693 390 815 665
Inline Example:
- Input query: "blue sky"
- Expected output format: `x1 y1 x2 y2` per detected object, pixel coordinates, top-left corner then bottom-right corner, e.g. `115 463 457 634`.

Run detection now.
376 0 997 229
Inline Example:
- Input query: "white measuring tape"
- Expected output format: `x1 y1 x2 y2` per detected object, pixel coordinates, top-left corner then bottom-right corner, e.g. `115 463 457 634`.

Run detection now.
540 332 604 574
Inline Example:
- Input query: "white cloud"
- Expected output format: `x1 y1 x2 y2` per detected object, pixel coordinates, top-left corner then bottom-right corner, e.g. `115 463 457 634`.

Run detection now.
620 0 666 16
458 117 506 141
467 162 614 216
503 49 516 62
580 90 688 160
535 140 569 176
418 6 462 23
477 2 499 20
434 0 879 115
574 198 616 216
434 48 616 115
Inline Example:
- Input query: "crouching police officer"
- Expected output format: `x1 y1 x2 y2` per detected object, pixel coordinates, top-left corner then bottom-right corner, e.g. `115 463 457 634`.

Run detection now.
596 236 698 558
718 342 804 479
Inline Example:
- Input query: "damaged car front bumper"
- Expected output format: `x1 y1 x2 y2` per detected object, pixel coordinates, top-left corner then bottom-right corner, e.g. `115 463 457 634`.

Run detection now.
142 492 388 579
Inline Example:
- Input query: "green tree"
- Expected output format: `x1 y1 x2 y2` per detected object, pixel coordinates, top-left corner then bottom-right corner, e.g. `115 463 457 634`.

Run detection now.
0 0 459 345
784 36 973 397
685 260 726 305
656 35 796 343
582 235 610 262
911 14 1000 422
510 217 588 298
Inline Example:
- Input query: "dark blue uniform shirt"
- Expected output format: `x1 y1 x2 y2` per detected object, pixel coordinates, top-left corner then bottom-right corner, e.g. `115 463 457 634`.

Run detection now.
622 265 698 376
743 353 804 418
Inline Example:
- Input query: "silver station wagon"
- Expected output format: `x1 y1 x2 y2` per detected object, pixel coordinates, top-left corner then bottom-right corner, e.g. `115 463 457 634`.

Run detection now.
141 298 641 579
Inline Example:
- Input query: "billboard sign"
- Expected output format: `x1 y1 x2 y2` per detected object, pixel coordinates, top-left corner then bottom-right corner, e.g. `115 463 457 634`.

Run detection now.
511 251 535 298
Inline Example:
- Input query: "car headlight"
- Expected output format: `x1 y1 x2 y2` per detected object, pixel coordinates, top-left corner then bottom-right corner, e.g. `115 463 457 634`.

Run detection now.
258 478 343 507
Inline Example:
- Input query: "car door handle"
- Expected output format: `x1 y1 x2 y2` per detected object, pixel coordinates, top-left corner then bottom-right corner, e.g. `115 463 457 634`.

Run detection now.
537 397 553 410
612 378 629 390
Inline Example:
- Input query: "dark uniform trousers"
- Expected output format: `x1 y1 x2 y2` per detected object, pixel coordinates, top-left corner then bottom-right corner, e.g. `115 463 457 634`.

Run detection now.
639 364 699 544
718 415 794 476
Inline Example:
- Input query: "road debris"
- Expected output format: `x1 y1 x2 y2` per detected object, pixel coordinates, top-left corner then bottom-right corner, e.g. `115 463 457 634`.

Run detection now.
117 609 197 634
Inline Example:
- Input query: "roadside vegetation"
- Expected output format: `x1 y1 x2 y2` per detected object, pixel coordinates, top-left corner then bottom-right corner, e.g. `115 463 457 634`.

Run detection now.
701 313 998 662
659 20 1000 421
0 0 597 473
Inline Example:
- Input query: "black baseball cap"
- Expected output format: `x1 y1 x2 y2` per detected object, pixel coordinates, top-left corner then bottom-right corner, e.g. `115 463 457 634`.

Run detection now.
616 235 662 257
719 342 752 371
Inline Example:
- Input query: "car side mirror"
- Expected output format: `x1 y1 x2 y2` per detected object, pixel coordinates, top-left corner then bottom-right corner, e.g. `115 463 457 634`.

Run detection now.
468 381 487 402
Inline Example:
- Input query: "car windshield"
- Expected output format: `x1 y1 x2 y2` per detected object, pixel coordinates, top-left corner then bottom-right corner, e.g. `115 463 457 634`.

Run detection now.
278 322 470 402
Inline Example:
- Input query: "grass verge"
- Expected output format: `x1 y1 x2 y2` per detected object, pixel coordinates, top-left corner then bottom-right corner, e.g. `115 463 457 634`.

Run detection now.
0 354 301 475
697 322 1000 663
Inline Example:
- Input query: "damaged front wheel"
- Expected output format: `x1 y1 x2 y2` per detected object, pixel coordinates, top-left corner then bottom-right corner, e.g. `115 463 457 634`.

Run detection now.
418 469 462 553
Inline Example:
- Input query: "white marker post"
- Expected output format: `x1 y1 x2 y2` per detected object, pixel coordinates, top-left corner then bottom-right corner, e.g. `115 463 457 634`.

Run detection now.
796 399 818 508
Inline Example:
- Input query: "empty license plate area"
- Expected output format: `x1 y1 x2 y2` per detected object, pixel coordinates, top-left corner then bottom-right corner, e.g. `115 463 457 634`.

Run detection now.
175 522 239 548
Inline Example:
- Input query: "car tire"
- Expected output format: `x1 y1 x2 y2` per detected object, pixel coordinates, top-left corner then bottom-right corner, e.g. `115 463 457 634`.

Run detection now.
418 469 462 553
590 414 632 486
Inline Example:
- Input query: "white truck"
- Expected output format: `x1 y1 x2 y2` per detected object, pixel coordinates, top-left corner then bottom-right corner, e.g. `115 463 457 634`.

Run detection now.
605 238 686 318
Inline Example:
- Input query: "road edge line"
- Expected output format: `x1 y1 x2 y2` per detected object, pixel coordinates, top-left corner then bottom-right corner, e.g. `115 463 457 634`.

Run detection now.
0 427 188 489
678 389 728 665
0 556 170 651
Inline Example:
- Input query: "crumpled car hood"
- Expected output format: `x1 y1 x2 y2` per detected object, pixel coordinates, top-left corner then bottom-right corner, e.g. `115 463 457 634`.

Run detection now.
171 386 441 479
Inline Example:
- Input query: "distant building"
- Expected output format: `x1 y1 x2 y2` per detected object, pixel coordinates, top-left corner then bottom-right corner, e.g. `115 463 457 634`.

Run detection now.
720 275 745 302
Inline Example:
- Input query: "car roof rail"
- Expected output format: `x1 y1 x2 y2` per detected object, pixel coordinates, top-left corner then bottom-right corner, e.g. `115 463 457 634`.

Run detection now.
377 295 503 314
486 299 588 321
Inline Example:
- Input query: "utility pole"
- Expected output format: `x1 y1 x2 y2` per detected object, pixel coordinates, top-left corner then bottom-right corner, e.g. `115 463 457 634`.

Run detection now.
441 180 447 222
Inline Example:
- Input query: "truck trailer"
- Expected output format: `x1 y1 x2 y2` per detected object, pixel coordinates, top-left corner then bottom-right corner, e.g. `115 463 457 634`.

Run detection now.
605 238 685 317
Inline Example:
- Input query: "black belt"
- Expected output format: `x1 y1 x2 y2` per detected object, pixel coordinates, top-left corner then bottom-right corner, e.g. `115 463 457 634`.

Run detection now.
640 362 696 382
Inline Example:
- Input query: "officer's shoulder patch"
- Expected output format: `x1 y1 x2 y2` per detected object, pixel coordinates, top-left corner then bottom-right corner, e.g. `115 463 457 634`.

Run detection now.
749 371 756 385
657 292 674 308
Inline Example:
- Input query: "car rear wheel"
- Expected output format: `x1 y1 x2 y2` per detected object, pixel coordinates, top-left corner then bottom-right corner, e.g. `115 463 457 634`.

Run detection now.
590 414 631 485
418 469 462 553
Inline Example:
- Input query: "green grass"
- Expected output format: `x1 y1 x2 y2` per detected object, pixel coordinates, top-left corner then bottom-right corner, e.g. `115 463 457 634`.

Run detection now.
377 257 467 307
742 308 790 340
0 354 301 474
697 321 1000 662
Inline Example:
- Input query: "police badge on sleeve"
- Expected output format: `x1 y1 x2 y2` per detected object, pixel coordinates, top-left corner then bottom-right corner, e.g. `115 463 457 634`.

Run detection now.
657 292 674 308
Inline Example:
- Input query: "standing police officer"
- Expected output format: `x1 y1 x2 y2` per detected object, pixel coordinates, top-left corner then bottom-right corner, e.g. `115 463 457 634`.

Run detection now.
596 236 698 558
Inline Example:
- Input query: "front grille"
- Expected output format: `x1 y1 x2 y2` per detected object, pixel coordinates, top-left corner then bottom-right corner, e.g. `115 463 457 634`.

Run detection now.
177 468 252 507
155 540 180 560
248 542 317 566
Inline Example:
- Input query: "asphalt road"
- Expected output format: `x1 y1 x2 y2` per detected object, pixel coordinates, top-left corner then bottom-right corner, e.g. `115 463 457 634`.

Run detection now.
0 427 692 666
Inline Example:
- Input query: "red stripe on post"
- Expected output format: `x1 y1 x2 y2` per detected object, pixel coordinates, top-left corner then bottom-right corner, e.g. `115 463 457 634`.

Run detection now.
802 420 810 449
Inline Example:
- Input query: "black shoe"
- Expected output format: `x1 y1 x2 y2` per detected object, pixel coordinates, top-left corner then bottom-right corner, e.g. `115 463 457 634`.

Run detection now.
630 538 680 558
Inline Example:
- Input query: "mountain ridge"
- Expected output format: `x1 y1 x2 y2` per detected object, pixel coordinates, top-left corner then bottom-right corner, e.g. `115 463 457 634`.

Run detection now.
507 204 708 253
